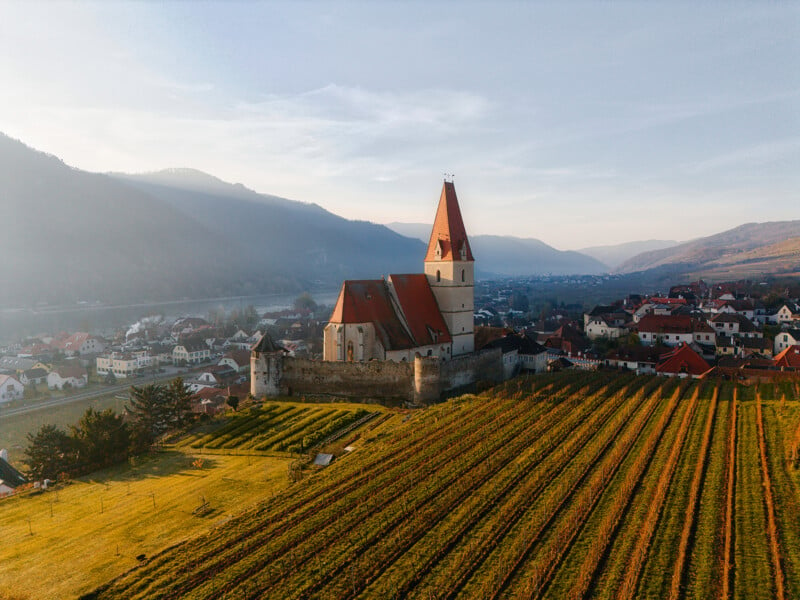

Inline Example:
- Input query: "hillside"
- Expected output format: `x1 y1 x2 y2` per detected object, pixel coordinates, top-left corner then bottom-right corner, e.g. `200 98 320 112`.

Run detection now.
0 134 423 307
87 373 800 599
577 239 678 270
617 221 800 278
385 223 607 275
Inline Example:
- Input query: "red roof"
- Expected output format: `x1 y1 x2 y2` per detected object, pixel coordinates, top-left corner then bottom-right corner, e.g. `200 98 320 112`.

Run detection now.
424 181 474 262
774 345 800 369
389 274 452 346
656 343 711 377
637 314 714 334
647 297 687 305
328 280 416 350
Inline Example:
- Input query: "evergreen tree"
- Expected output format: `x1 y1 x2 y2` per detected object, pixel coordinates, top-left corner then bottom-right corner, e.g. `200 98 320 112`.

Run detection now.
24 424 76 480
166 377 194 429
71 408 130 470
127 383 168 441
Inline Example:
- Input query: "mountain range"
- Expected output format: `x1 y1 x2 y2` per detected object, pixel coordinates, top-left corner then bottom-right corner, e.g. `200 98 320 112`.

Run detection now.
2 132 798 308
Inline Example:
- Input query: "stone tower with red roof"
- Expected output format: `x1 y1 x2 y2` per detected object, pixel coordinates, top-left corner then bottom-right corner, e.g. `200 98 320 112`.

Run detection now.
424 181 475 356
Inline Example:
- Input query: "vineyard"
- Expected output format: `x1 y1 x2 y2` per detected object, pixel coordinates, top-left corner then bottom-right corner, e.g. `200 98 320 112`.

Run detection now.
174 404 377 454
88 372 800 599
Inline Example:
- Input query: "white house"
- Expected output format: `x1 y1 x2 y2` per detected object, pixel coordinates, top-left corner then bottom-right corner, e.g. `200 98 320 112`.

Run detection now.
0 375 24 403
53 332 106 357
47 366 88 390
173 339 211 365
96 351 154 379
585 317 624 340
218 350 251 374
774 304 800 325
775 329 800 355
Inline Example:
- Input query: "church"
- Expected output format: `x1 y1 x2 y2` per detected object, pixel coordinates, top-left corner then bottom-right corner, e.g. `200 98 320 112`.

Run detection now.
323 180 475 362
251 181 503 404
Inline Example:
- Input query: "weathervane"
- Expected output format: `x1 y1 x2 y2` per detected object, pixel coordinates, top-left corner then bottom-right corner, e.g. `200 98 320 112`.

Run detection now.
443 172 455 182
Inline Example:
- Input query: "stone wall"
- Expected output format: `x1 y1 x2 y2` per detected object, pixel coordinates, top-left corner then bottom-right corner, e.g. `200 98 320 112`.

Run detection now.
281 357 414 403
251 347 504 405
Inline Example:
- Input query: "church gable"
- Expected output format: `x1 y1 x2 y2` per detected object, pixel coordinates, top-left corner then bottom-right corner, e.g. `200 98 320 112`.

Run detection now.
328 279 415 351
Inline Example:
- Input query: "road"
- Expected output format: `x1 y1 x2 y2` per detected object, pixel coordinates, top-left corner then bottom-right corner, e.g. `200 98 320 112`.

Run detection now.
0 371 198 420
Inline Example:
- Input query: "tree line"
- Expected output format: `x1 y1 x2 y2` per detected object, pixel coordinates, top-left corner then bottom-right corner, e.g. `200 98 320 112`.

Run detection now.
23 378 194 481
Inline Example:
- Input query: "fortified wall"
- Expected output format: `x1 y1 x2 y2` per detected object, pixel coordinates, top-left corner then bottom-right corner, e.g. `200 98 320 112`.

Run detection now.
251 348 503 405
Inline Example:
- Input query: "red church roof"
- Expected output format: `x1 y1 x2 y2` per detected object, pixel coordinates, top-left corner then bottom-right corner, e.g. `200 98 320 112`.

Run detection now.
328 275 454 351
328 280 416 350
389 274 452 346
656 343 711 377
424 181 474 262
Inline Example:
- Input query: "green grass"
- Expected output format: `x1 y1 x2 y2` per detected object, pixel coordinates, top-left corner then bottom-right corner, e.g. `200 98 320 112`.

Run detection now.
0 450 292 600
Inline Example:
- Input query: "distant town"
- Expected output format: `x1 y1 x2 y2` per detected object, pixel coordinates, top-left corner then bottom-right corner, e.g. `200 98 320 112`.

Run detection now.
1 276 798 429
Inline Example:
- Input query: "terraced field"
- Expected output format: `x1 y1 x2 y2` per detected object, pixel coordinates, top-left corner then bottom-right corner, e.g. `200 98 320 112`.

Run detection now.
87 372 800 599
174 403 377 454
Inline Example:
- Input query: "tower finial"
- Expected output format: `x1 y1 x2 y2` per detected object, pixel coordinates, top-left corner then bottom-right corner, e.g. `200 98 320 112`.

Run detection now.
443 172 455 183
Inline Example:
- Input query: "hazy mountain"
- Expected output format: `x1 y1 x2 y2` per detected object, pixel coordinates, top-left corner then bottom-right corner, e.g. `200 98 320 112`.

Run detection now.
0 134 423 307
385 223 607 275
616 221 800 278
577 239 679 270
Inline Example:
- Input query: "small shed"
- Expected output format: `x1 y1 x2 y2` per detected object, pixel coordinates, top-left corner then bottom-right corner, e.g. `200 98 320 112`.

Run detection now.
313 453 334 467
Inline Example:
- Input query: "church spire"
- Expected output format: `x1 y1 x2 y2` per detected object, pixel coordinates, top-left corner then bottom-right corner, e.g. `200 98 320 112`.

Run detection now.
424 181 474 263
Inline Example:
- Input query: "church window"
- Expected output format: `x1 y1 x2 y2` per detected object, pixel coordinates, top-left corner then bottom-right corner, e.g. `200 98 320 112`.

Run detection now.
461 269 465 282
436 270 441 282
347 341 354 362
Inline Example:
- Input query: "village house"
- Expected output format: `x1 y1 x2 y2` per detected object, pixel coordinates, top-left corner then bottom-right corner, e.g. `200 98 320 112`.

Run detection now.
51 332 106 357
636 314 715 347
0 450 27 497
708 313 762 339
774 345 800 370
20 367 48 386
47 366 88 390
0 356 37 375
173 338 211 365
218 350 251 374
0 375 24 403
773 303 800 325
96 351 154 379
774 328 800 355
655 343 711 379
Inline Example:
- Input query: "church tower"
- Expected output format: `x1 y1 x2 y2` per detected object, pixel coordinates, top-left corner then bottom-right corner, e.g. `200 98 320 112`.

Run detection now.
424 180 475 356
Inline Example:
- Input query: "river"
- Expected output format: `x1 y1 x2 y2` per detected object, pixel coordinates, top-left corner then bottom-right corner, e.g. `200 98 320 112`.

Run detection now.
0 289 339 341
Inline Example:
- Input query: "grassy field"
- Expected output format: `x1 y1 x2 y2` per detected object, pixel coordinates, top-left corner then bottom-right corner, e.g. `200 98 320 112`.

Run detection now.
82 372 800 600
0 451 292 600
0 392 128 464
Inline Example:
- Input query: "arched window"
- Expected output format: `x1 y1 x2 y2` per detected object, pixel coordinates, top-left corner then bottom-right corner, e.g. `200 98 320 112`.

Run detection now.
461 269 465 282
347 341 354 362
436 270 441 282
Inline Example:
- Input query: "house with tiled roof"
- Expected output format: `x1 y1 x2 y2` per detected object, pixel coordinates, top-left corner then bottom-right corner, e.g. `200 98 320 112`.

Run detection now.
47 365 88 390
323 181 474 362
655 343 711 379
173 338 211 365
774 328 800 355
709 313 761 339
219 350 251 374
636 314 715 347
774 345 800 370
52 332 106 357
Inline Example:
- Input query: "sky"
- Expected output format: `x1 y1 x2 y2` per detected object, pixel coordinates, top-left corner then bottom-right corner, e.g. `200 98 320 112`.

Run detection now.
1 2 798 249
